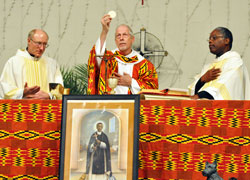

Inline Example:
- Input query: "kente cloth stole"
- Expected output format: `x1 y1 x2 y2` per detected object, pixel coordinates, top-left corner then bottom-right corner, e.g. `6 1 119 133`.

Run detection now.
98 58 118 94
114 51 139 63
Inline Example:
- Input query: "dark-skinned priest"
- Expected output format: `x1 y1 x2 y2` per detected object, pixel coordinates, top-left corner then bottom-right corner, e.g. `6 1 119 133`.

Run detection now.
189 27 250 100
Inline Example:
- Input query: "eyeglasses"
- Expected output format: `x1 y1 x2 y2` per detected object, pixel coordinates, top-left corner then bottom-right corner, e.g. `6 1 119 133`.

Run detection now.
30 38 49 48
207 36 224 42
115 33 130 40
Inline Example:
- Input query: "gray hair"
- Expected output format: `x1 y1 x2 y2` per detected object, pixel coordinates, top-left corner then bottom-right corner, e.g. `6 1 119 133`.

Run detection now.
28 29 49 40
115 24 134 38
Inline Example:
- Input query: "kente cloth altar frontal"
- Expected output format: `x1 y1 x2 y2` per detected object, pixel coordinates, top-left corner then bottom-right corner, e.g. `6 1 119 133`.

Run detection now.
139 100 250 180
0 100 61 180
1 100 250 180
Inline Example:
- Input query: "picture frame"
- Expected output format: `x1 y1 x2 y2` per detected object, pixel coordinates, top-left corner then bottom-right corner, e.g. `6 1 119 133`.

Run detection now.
59 95 140 180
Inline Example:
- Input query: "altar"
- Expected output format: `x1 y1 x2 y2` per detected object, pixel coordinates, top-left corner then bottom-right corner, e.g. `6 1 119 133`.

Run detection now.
0 99 249 180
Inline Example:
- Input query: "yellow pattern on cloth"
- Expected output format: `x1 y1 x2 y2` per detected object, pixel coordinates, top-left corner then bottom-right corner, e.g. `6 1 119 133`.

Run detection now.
5 89 19 99
24 58 48 92
188 51 250 100
1 49 63 99
114 51 139 63
201 59 231 99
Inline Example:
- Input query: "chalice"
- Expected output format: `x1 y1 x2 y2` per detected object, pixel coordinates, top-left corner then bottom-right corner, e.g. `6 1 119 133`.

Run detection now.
108 77 118 94
49 83 64 99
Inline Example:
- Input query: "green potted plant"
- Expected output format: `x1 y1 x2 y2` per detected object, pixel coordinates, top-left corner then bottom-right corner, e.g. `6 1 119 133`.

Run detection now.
61 64 88 95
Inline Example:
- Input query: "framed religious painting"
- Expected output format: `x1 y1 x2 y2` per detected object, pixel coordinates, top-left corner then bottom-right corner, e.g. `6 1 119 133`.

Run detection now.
59 95 140 180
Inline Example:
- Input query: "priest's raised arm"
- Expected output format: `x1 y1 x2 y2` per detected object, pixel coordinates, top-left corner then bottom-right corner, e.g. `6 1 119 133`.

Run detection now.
87 14 158 95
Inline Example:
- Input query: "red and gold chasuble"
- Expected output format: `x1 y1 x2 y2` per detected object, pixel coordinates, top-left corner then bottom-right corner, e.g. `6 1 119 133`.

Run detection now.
87 46 158 95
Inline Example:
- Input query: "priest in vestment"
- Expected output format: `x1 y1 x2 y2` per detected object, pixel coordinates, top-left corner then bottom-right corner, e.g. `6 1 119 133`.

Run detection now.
88 14 158 95
0 29 63 99
189 27 250 100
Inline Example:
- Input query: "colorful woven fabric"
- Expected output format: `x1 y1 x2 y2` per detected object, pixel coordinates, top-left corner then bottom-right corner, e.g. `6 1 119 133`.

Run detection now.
1 100 250 180
139 100 250 180
0 100 61 180
87 46 158 95
87 46 117 95
113 51 139 63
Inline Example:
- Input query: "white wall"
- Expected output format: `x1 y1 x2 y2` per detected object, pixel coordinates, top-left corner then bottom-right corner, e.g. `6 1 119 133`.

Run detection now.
0 0 249 89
